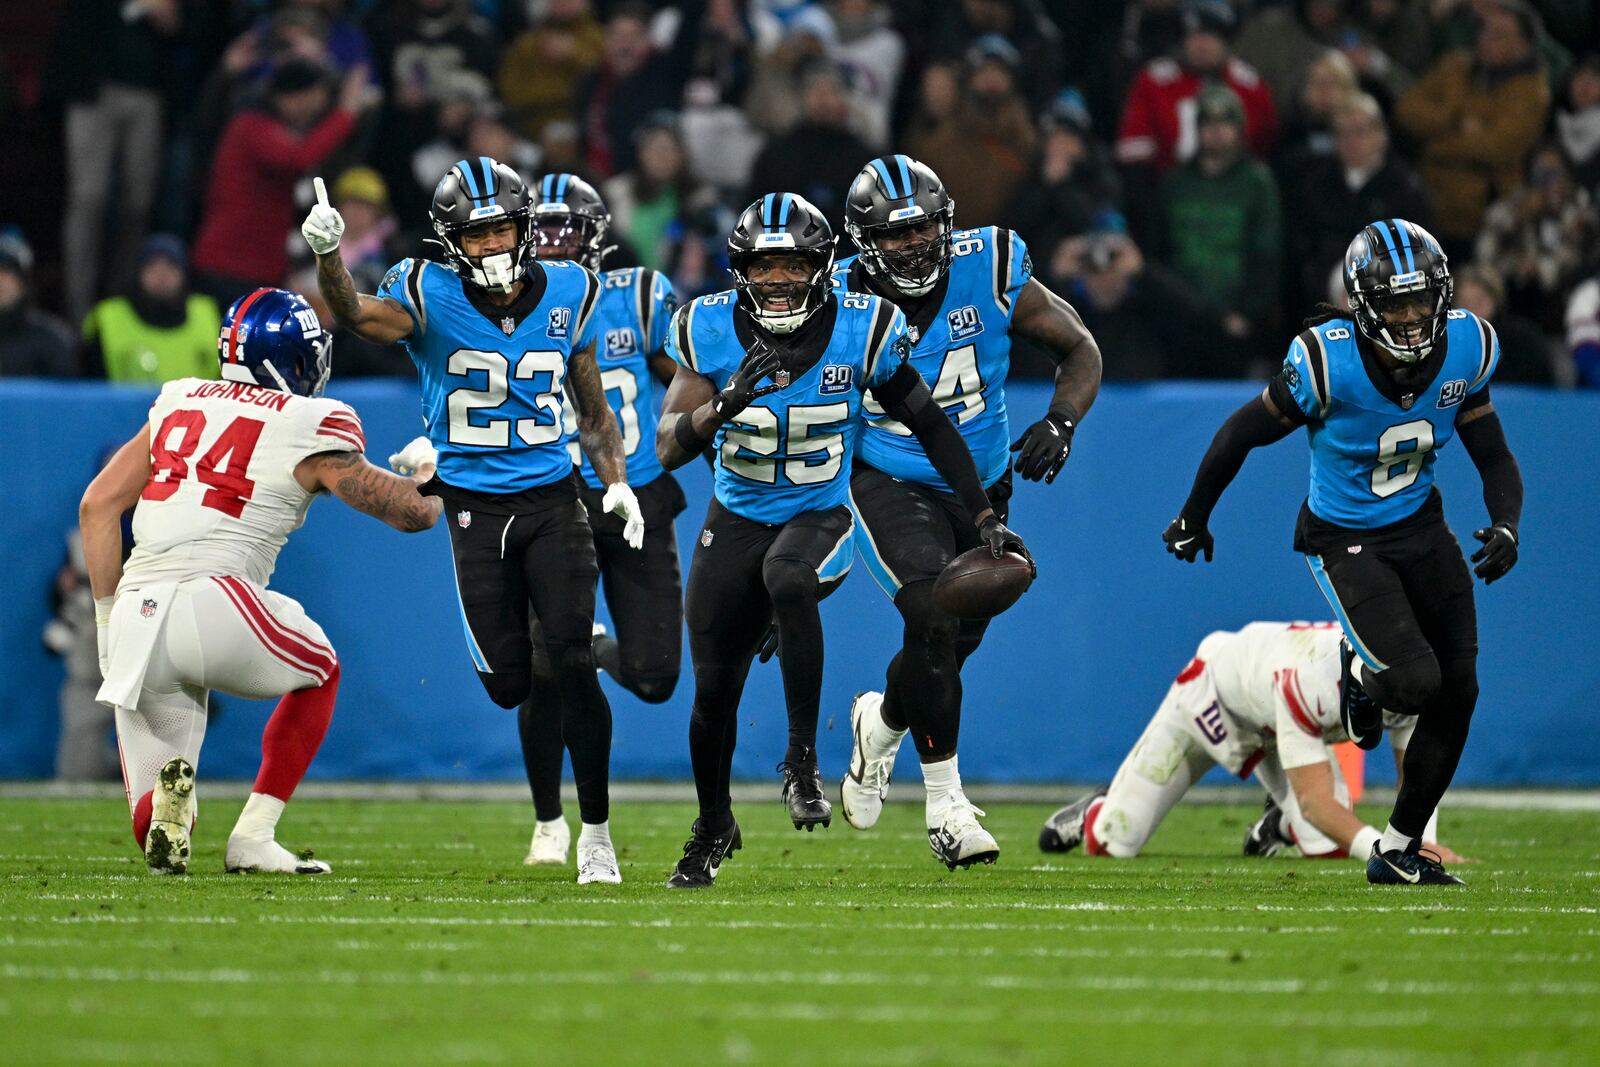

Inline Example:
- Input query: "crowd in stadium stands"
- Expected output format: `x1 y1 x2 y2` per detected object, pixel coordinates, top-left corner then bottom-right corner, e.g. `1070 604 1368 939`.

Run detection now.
1 0 1597 385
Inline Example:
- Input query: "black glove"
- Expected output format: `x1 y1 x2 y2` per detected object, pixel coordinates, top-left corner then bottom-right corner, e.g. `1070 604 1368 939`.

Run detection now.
1163 516 1213 563
756 614 780 663
1010 412 1076 484
979 515 1035 575
711 343 785 419
1471 523 1517 584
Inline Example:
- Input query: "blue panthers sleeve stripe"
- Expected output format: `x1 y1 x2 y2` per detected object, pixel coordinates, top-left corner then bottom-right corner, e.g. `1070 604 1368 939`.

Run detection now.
405 259 429 335
1299 328 1330 415
863 297 897 382
635 268 654 345
573 267 601 346
993 227 1013 314
674 303 698 372
1471 314 1499 392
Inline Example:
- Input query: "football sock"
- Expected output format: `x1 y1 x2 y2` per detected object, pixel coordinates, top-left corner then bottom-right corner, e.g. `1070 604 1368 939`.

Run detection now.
922 755 961 822
764 560 824 753
783 743 815 767
547 639 613 825
885 582 962 760
518 692 565 822
879 652 910 732
689 703 739 832
252 663 339 802
131 789 154 849
232 792 286 842
1389 661 1474 839
578 820 611 848
1380 823 1414 854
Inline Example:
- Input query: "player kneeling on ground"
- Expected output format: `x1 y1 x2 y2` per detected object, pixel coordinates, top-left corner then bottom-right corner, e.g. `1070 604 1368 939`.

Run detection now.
656 192 1029 888
80 288 442 875
1039 622 1464 865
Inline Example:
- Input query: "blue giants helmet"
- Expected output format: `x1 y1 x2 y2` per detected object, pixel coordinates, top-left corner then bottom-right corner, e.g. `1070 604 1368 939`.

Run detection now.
217 287 332 396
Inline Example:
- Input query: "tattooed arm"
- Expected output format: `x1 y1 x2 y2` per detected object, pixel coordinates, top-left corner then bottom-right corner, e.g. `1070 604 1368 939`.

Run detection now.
296 450 442 532
567 341 629 486
313 251 415 344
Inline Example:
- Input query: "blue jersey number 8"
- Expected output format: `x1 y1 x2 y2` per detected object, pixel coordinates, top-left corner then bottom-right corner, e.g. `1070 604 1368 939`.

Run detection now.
1370 418 1435 498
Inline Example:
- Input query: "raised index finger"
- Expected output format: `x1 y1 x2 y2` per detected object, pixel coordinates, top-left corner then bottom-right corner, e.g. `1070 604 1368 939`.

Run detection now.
313 176 330 208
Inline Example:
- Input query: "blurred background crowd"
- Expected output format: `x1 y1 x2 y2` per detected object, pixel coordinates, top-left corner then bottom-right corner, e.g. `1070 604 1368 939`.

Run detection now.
1 0 1597 387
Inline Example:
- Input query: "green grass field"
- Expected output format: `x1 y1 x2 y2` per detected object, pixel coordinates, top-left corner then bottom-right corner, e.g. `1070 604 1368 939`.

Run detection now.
2 793 1597 1067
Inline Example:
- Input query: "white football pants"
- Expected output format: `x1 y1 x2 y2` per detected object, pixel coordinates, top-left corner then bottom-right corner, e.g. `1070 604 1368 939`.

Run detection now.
103 576 335 815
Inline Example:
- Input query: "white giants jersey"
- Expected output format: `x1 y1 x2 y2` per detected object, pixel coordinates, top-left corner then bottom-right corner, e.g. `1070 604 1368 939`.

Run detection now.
120 378 366 591
1197 621 1413 770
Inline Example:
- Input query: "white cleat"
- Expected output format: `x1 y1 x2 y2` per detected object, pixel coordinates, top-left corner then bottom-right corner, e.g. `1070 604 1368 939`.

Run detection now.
225 835 331 875
145 757 196 875
524 816 572 866
927 794 1000 870
576 839 622 885
840 691 905 830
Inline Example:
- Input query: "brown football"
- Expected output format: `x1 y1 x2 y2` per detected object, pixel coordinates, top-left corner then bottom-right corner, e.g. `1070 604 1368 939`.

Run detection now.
932 547 1034 620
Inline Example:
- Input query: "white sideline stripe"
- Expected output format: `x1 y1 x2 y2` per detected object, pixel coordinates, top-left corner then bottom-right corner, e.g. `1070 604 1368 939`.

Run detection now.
8 997 1487 1035
10 893 1600 915
4 780 1600 810
4 962 1598 999
8 914 1356 936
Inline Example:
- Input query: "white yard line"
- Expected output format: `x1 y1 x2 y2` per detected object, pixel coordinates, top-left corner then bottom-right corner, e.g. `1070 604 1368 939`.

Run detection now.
4 780 1600 810
4 961 1598 999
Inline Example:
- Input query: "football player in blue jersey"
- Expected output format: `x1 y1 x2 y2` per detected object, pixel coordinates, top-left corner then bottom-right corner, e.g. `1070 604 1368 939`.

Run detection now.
304 157 647 885
1163 219 1523 887
654 192 1031 887
512 173 686 867
832 155 1103 869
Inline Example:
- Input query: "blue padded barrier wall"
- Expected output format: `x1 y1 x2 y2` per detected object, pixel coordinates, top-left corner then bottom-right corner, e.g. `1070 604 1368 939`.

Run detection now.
2 380 1594 784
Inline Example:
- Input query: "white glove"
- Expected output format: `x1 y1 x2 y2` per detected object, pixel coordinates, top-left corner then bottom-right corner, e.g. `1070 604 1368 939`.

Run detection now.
95 595 114 679
602 483 645 550
301 176 345 255
388 435 437 478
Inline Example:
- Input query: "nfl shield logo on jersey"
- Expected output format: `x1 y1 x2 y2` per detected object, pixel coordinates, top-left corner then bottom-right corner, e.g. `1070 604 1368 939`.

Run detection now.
458 510 472 529
140 598 157 618
500 316 516 336
774 369 791 388
700 528 714 547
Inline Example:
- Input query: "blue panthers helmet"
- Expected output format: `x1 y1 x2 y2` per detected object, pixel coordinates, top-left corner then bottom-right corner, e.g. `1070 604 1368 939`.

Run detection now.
217 288 332 396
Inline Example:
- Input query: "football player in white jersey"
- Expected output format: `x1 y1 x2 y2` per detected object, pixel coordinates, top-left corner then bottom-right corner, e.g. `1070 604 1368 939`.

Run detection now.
1038 622 1463 864
79 288 442 875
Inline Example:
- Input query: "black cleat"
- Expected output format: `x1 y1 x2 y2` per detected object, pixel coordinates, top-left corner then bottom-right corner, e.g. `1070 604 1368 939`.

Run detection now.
1038 789 1107 853
1366 840 1465 886
1339 639 1383 750
779 760 832 830
666 818 743 889
1243 797 1294 857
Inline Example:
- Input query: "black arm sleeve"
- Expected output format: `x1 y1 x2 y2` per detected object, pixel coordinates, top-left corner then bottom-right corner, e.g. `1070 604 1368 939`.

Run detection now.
1180 393 1298 525
1456 389 1523 536
872 363 993 523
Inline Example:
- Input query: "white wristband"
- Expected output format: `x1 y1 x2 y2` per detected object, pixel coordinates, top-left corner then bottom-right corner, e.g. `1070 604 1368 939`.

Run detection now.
94 596 115 626
1350 825 1382 863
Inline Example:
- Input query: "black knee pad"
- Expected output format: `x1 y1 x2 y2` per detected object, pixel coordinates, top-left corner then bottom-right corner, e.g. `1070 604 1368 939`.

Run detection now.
548 639 597 678
894 581 959 645
1376 654 1442 717
479 670 532 710
762 558 818 611
628 673 679 705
